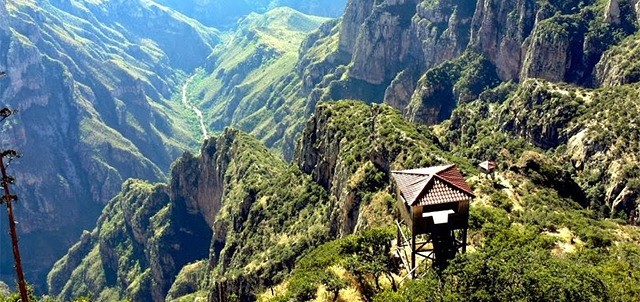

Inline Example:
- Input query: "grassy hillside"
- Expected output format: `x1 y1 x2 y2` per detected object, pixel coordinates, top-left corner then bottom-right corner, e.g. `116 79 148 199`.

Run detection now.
187 7 330 158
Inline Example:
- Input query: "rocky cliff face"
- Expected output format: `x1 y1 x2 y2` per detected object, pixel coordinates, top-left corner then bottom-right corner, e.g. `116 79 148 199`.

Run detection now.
414 0 474 71
169 138 224 228
595 32 640 86
290 0 639 126
343 0 476 86
338 0 374 55
469 0 536 80
0 0 217 290
348 0 418 85
604 0 640 24
340 0 474 92
520 19 572 82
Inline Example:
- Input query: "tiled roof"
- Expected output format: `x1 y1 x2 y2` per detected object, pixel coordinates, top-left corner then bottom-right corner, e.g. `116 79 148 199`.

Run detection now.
391 164 474 206
391 173 433 204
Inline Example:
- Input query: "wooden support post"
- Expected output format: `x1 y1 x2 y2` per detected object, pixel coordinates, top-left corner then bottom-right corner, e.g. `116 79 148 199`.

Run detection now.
396 220 401 246
411 231 416 279
462 228 468 254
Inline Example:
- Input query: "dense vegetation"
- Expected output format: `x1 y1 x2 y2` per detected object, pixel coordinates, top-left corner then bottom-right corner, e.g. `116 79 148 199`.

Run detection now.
2 0 639 300
264 100 640 301
50 92 640 301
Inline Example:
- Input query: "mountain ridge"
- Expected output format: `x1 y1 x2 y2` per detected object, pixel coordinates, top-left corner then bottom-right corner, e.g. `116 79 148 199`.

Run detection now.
51 95 640 301
1 0 640 300
48 100 464 301
152 0 346 28
188 0 640 161
0 0 218 290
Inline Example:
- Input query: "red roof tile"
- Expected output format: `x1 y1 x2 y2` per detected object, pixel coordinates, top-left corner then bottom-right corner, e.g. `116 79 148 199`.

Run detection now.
391 164 474 206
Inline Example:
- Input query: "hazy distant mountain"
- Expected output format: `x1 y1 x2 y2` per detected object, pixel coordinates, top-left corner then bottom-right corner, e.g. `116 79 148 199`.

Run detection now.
153 0 346 27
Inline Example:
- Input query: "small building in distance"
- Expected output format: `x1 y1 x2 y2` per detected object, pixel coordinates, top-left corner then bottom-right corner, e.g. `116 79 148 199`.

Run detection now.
479 160 496 176
391 164 474 275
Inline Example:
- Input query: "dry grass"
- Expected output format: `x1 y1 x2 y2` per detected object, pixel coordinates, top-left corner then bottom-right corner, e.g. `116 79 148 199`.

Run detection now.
257 280 289 302
544 227 582 255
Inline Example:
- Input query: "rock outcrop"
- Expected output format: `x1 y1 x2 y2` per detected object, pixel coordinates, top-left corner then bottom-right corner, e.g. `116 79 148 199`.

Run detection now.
414 0 474 71
604 0 640 24
520 21 572 82
383 69 416 111
595 33 640 86
348 0 419 85
469 0 537 80
338 0 375 55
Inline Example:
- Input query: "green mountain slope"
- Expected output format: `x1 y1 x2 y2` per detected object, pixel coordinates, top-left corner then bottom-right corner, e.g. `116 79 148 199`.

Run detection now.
51 100 640 301
0 0 218 290
186 7 329 159
48 101 472 301
187 0 640 161
48 128 330 301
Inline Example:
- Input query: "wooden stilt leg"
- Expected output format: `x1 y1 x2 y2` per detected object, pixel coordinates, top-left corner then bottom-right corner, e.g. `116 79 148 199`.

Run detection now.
411 232 416 279
462 228 468 254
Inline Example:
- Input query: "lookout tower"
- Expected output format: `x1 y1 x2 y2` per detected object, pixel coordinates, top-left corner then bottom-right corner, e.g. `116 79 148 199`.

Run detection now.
391 164 474 276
